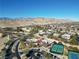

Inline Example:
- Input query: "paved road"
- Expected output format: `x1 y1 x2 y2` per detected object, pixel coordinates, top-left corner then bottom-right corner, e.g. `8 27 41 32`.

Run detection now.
5 40 17 59
5 40 21 59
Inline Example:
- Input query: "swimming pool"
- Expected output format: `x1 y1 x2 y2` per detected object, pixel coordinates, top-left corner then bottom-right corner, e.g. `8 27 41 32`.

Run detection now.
68 51 79 59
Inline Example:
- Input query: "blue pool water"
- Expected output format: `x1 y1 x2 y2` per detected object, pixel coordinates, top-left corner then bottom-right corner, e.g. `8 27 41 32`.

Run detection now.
70 53 79 59
69 51 79 59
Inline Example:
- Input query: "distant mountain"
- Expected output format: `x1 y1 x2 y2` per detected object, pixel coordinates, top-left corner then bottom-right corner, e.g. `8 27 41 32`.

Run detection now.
0 17 72 27
0 17 14 20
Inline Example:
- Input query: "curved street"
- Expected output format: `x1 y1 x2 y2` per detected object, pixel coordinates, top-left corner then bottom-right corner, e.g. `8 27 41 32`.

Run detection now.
5 40 21 59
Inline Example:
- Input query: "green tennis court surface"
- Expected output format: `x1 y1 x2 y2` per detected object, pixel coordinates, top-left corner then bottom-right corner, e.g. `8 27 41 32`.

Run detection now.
50 44 64 54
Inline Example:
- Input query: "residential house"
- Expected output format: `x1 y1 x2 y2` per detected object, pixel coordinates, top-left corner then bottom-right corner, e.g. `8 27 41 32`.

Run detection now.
61 34 71 40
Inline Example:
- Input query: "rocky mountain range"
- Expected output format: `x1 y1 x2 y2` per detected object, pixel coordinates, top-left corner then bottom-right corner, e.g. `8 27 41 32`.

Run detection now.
0 17 72 27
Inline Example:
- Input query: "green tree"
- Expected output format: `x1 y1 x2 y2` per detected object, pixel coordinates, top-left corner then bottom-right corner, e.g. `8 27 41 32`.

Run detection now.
47 33 53 39
70 34 78 45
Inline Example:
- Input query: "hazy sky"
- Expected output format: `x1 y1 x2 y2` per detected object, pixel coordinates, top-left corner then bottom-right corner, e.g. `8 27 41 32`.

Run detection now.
0 0 79 21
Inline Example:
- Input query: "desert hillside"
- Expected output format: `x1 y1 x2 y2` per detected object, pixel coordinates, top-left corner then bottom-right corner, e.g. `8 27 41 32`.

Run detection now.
0 17 70 27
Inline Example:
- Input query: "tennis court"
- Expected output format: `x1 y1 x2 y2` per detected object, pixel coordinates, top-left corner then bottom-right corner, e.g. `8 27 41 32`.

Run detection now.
50 44 64 54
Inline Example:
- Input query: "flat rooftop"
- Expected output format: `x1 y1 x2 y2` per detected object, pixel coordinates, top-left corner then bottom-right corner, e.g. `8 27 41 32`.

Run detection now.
68 51 79 59
50 44 64 54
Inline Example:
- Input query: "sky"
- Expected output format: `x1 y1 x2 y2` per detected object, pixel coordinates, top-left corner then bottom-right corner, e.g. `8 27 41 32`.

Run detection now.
0 0 79 21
